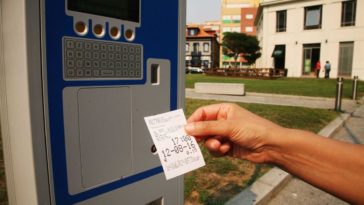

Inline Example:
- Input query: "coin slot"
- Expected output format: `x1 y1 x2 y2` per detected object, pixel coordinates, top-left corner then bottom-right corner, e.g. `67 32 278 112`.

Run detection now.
125 29 135 41
151 64 160 85
93 24 105 38
110 26 121 40
75 21 88 35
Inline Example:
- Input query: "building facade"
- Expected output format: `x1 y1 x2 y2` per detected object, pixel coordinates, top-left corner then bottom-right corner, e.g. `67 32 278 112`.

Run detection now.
220 0 260 67
241 7 258 36
256 0 364 79
186 25 220 69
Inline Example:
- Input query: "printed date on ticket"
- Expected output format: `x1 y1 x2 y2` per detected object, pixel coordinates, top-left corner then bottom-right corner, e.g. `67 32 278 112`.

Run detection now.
144 109 205 180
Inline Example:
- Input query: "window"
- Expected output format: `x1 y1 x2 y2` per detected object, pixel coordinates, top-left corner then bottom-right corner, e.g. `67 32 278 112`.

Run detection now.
232 15 240 20
304 6 322 30
246 14 254 20
223 15 232 23
245 26 253 32
276 10 287 32
232 15 241 23
203 43 210 52
222 27 231 32
341 0 356 26
185 43 189 52
193 43 199 52
223 15 232 20
188 29 198 36
231 27 241 32
338 42 354 76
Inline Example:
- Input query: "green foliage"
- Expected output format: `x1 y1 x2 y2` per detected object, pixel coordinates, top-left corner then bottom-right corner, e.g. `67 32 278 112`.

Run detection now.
184 174 197 198
222 32 261 65
199 189 210 204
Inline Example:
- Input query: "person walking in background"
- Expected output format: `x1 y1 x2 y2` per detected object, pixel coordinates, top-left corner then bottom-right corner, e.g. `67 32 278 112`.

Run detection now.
315 61 321 78
324 61 331 79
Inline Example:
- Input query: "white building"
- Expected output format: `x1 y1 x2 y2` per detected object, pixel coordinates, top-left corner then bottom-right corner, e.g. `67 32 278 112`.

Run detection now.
255 0 364 79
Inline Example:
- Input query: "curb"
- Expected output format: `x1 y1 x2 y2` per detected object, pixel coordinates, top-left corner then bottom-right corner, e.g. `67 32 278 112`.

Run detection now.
185 89 358 112
225 111 353 205
186 88 356 103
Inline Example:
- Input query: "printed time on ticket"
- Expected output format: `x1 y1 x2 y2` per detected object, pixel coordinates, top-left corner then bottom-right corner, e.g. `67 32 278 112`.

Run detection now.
144 109 205 180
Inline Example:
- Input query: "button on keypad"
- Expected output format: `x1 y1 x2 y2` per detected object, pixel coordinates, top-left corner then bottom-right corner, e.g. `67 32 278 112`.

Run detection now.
63 37 143 80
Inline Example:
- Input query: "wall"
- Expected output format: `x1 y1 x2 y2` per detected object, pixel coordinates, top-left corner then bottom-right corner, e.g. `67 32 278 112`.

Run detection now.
258 0 364 79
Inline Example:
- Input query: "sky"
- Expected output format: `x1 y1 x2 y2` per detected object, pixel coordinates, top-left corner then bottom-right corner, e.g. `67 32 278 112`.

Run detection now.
186 0 221 24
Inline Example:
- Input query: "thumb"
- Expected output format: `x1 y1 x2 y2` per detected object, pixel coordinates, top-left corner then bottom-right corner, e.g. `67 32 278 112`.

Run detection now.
185 120 235 139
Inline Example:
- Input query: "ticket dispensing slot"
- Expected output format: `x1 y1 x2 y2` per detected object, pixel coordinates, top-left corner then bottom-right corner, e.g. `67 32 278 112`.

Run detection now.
151 64 160 85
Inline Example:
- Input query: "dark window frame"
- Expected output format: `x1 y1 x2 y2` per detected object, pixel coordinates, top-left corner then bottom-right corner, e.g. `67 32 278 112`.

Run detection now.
193 43 199 53
276 10 287 32
304 5 322 30
341 0 356 27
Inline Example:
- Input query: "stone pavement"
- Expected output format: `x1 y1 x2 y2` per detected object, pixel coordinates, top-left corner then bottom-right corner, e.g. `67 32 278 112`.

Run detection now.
267 104 364 205
186 88 358 112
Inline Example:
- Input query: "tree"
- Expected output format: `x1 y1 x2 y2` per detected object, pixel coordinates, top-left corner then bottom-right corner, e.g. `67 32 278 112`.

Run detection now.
222 32 261 66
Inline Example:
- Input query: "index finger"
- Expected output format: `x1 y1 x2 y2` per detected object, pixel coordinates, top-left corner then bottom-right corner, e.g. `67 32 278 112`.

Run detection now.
187 103 231 123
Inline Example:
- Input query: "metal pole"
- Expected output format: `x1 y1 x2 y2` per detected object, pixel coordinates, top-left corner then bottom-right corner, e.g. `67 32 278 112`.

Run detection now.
335 77 344 111
352 76 359 100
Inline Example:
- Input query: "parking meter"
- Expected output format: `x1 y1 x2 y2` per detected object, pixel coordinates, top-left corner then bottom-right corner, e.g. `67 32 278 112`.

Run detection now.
0 0 186 204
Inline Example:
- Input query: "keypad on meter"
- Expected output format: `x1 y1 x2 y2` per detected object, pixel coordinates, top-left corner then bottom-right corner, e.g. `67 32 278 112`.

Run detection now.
63 37 142 80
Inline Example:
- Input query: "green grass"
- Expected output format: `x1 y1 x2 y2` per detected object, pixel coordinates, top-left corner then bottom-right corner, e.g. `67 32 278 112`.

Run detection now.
186 74 364 99
185 98 338 133
184 98 339 204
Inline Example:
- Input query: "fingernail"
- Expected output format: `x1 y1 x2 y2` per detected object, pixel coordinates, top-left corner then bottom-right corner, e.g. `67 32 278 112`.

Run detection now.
185 123 195 133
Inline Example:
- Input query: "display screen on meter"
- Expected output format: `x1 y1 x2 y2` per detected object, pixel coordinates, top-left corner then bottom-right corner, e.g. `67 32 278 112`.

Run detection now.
68 0 139 22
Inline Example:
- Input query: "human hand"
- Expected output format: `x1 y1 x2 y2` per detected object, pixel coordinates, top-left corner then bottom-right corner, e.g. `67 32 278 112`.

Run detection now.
185 103 285 164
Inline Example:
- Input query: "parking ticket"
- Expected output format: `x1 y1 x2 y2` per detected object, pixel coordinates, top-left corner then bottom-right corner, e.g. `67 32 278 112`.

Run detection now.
144 109 205 180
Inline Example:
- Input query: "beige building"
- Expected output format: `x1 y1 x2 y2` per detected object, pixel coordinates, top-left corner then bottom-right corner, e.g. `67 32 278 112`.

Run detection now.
220 0 260 67
256 0 364 79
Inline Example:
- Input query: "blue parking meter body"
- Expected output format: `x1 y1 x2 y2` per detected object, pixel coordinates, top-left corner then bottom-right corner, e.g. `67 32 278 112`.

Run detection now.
0 0 186 204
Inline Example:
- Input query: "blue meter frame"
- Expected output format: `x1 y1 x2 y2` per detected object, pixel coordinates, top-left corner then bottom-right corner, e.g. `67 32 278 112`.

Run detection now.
42 0 185 204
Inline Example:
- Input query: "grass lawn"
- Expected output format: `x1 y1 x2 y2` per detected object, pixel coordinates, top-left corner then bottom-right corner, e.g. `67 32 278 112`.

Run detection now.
184 98 339 205
0 99 339 205
186 74 364 99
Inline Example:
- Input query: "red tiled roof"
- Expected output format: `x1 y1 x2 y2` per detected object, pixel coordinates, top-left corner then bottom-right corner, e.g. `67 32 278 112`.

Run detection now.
186 25 217 38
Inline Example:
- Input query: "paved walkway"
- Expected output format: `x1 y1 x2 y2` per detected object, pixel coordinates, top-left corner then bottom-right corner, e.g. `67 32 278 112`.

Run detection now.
186 89 358 112
267 104 364 205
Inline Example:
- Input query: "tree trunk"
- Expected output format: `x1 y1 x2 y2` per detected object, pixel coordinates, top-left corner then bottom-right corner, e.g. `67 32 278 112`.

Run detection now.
234 55 238 69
